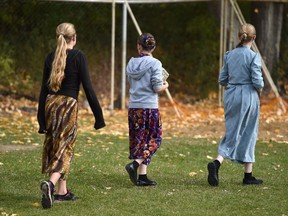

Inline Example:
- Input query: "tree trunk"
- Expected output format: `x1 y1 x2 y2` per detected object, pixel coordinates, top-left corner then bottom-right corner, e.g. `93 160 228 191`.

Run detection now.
251 2 284 94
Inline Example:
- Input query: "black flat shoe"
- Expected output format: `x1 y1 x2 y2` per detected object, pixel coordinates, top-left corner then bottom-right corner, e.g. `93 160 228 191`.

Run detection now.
243 177 263 185
207 162 219 186
125 163 137 185
54 190 79 202
137 179 157 187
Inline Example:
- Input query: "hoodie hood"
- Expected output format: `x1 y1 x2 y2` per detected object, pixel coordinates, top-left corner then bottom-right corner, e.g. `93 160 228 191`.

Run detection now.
126 56 155 80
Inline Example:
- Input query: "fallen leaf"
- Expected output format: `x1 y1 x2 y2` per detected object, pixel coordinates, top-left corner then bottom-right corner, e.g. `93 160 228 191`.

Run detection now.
87 140 93 144
11 140 24 144
0 133 6 137
32 202 40 207
276 135 284 138
206 155 213 160
189 172 197 176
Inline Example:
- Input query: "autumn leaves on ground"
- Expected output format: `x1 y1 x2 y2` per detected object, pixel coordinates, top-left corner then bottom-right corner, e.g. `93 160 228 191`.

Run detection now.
0 94 287 152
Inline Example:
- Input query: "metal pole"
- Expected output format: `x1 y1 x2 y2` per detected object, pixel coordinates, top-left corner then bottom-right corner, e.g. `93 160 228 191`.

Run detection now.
218 0 224 107
121 3 127 110
110 0 116 112
223 0 228 57
228 1 234 50
125 0 142 35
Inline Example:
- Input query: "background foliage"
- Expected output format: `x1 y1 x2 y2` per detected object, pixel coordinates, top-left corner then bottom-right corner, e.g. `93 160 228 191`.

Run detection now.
0 1 287 102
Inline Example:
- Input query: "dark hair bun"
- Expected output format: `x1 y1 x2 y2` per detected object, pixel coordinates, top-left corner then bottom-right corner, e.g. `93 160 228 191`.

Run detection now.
139 34 156 51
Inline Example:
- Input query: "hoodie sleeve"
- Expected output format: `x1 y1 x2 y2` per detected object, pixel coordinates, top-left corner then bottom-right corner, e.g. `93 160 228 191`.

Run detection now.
151 60 163 92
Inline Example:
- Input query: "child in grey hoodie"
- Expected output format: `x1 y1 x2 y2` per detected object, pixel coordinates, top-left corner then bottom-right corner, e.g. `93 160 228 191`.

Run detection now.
125 33 169 186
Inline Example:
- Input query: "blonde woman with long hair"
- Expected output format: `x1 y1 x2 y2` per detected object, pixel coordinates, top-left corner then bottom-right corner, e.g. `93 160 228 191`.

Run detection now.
37 22 105 209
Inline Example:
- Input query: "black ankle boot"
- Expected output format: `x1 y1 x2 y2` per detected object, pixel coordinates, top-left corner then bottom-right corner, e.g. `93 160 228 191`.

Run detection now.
207 160 220 186
125 161 139 185
137 175 157 186
243 173 263 185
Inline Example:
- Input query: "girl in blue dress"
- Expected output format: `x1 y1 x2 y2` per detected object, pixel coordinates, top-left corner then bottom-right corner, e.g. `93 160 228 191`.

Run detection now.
207 23 264 186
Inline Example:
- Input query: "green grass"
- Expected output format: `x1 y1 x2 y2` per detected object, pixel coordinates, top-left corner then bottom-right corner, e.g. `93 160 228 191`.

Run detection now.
0 131 288 216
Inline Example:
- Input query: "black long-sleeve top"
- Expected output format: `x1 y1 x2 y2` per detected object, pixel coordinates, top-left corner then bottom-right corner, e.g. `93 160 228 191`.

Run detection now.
37 49 105 133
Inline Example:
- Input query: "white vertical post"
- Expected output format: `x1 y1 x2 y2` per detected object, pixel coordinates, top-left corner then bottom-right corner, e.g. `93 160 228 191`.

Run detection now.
110 0 116 112
219 0 224 107
121 2 127 110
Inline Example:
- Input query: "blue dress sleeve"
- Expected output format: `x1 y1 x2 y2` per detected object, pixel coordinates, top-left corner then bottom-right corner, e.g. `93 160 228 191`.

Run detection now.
251 53 264 90
218 52 229 86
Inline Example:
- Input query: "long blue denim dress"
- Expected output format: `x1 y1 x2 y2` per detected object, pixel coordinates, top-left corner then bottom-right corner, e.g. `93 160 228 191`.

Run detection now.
218 45 264 163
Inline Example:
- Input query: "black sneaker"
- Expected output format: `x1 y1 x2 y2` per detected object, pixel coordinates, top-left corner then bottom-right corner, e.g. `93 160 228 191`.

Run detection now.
207 162 219 186
243 177 263 185
125 163 138 185
54 190 78 202
40 180 54 209
137 179 157 187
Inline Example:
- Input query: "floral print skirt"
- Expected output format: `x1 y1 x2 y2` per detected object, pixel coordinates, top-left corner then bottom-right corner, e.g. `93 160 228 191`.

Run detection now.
42 94 78 180
128 108 162 165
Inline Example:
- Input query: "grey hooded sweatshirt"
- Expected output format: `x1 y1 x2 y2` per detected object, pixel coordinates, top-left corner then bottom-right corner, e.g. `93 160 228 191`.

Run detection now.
126 56 163 109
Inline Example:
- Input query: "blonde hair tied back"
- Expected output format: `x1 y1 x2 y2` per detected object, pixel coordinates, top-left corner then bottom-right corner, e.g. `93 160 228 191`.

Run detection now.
48 23 76 92
240 32 248 41
237 23 256 48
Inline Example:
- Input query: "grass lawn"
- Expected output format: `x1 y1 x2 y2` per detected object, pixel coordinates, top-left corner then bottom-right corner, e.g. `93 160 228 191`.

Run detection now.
0 126 287 216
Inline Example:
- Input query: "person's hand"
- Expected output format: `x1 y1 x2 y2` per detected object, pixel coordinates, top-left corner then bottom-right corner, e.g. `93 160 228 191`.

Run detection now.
38 129 47 134
257 89 262 98
94 121 106 130
163 81 169 89
155 81 169 93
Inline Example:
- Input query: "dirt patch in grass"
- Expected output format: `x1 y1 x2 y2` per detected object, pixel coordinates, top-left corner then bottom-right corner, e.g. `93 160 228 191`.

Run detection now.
0 144 39 152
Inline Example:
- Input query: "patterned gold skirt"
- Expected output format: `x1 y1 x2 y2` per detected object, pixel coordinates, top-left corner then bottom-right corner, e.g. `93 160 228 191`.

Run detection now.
42 94 78 180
